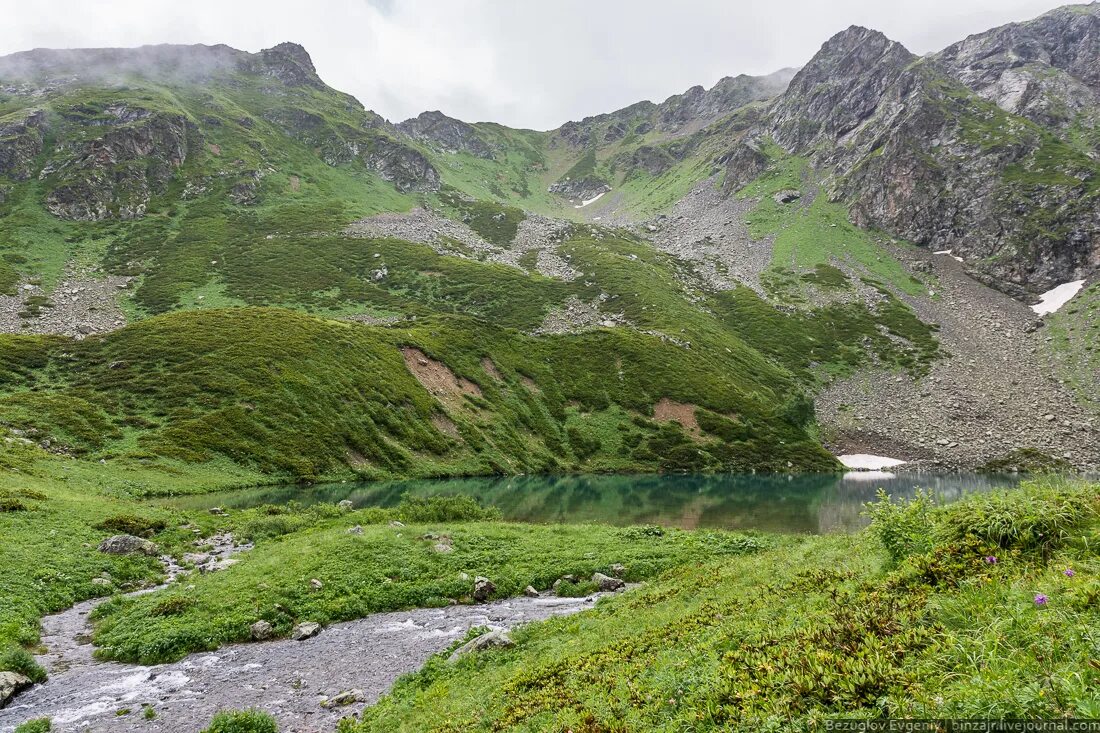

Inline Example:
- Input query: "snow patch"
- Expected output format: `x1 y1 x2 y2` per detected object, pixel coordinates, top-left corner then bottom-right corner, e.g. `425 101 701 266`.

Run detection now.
575 190 607 208
837 454 907 470
843 471 899 482
1030 279 1086 316
934 249 963 263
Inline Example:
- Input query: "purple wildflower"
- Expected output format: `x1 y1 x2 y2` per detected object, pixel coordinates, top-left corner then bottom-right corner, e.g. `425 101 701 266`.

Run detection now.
984 556 998 564
1034 593 1049 606
1064 568 1075 578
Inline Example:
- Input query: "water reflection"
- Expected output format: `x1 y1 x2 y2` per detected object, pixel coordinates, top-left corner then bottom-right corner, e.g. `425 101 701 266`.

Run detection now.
164 472 1021 534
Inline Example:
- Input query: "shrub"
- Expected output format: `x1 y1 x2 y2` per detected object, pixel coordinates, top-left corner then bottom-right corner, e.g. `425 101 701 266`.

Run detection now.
14 720 51 733
937 481 1097 556
202 709 279 733
864 489 937 564
0 497 28 512
395 495 501 523
94 514 168 538
0 645 47 683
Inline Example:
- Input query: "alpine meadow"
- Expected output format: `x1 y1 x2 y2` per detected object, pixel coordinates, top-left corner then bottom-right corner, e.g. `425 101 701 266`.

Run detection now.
0 2 1098 731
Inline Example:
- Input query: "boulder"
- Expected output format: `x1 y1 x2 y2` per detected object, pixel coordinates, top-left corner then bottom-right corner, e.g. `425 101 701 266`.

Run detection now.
337 500 354 511
250 620 274 641
291 622 321 641
98 534 159 556
309 578 323 591
447 629 513 662
592 573 626 592
472 576 496 603
773 189 801 204
321 689 366 708
523 585 540 598
347 525 364 535
0 671 32 708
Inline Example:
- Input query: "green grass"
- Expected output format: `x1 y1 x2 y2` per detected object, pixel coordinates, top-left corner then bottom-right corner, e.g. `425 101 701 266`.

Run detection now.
344 478 1100 731
731 142 928 298
90 502 770 664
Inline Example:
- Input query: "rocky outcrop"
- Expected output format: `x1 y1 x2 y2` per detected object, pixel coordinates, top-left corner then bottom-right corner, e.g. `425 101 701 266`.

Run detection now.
246 42 325 89
361 135 441 193
44 110 195 221
397 110 494 159
719 138 769 195
548 175 610 202
0 109 47 180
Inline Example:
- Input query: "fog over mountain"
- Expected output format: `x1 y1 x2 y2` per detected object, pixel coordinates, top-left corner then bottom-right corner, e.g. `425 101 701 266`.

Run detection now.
0 0 1073 129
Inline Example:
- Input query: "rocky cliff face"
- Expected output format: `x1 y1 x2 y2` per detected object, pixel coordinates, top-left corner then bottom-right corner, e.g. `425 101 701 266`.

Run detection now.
935 3 1100 145
44 108 196 221
0 109 46 181
748 21 1100 293
397 111 494 159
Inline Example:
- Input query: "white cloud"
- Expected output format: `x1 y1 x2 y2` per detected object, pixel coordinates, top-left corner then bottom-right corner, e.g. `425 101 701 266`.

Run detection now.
0 0 1070 129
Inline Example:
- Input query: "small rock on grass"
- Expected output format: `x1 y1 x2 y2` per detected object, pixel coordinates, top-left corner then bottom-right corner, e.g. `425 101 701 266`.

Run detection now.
309 578 323 590
98 534 159 556
592 572 625 592
292 622 322 641
448 629 513 663
250 620 274 641
523 585 540 597
473 576 496 602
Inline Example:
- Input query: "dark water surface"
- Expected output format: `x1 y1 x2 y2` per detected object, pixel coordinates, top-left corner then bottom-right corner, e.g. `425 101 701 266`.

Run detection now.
164 471 1021 534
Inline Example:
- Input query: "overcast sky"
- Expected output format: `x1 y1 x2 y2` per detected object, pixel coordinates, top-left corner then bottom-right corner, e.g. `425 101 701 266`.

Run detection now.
0 0 1073 130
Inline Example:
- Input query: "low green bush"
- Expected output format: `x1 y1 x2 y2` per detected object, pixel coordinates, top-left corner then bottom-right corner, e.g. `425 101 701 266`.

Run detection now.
0 645 47 683
94 514 168 538
864 488 937 564
14 719 51 733
395 494 501 523
202 709 278 733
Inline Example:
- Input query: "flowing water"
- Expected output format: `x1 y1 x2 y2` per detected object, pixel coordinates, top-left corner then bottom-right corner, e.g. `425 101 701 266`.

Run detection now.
165 471 1021 534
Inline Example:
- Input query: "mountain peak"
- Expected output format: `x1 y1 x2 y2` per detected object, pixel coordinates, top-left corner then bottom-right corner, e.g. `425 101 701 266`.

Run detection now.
769 26 915 152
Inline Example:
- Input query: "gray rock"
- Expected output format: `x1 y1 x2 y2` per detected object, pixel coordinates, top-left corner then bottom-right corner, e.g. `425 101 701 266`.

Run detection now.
250 620 274 641
472 576 496 603
447 629 514 663
608 563 626 578
291 622 322 641
309 578 323 591
320 689 365 708
592 573 626 592
772 189 801 204
0 671 32 708
523 585 540 598
347 525 363 535
337 500 354 511
98 534 159 556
